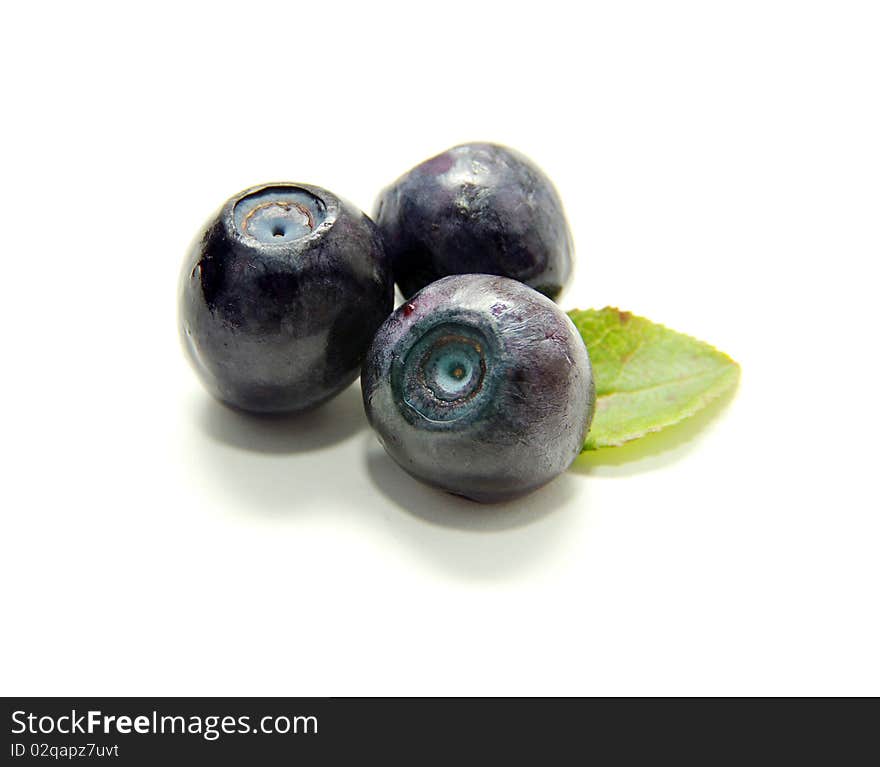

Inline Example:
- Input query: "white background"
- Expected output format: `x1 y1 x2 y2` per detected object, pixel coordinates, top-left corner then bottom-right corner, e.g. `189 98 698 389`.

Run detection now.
1 1 878 695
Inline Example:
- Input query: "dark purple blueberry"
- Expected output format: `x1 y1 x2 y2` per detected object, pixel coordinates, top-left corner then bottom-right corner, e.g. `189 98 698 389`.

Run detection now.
361 275 594 503
179 183 393 413
374 143 574 301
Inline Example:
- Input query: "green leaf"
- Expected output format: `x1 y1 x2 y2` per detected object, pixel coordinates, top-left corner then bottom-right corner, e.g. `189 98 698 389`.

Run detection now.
568 308 740 450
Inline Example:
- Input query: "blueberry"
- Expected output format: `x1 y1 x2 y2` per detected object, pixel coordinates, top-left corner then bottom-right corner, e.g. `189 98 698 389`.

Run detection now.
374 142 574 301
180 183 393 413
362 275 594 502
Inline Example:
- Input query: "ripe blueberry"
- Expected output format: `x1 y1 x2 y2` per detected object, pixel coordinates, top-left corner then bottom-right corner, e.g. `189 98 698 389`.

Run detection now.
361 275 594 502
374 143 574 301
180 183 393 413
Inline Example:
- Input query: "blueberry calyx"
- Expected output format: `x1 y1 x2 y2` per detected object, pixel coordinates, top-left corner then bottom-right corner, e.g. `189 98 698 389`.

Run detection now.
392 319 498 426
233 185 329 245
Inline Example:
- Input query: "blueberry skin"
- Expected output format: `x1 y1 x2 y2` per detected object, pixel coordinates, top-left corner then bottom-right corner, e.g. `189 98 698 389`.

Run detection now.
180 182 393 413
362 275 594 503
374 143 574 301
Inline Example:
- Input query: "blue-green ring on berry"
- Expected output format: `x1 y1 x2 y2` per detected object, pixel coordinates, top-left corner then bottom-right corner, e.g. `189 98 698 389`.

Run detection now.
419 334 484 401
391 320 499 427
